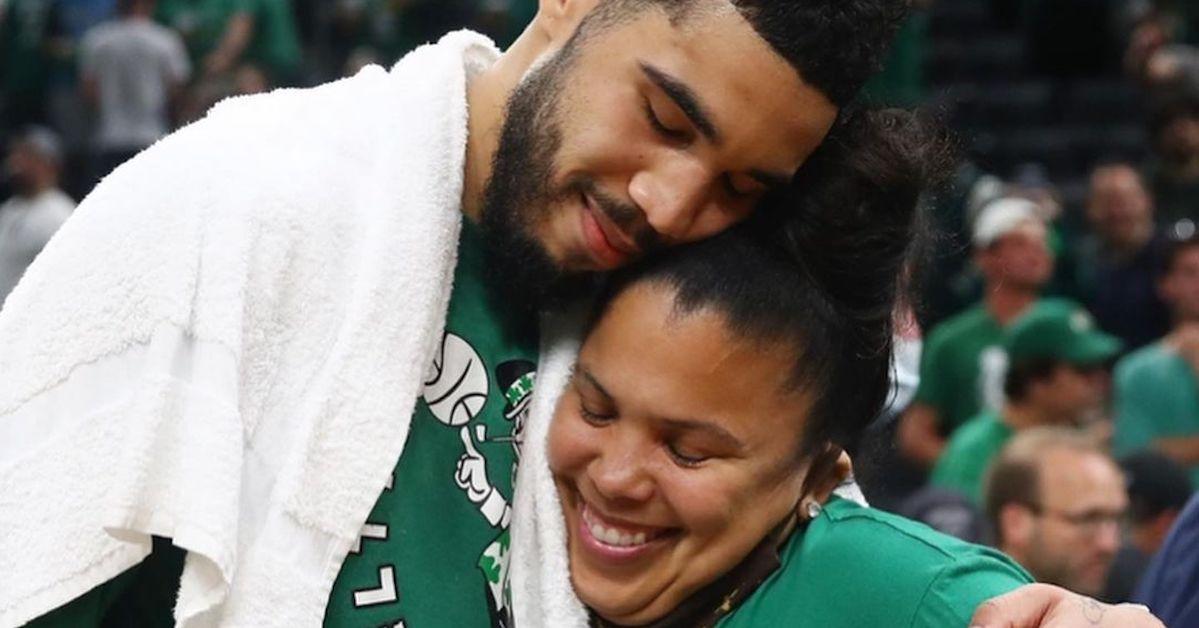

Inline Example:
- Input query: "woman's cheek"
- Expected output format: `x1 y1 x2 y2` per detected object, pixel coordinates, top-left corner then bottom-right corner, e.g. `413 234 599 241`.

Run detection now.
547 406 591 475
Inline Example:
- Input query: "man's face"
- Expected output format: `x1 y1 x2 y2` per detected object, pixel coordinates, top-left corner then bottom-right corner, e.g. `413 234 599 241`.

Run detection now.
1036 364 1109 424
1022 449 1127 597
980 220 1053 291
1162 246 1199 322
480 3 838 306
1087 167 1153 249
1158 113 1199 165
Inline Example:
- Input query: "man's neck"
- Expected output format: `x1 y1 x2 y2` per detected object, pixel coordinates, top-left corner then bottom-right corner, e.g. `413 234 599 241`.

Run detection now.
1104 223 1153 259
461 25 550 223
985 284 1038 327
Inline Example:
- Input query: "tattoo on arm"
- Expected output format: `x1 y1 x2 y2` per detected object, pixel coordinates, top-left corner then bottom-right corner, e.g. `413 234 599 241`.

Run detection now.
1079 596 1107 625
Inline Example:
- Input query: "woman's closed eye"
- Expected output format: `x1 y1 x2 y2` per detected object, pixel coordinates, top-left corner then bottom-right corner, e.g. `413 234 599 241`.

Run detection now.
665 441 709 468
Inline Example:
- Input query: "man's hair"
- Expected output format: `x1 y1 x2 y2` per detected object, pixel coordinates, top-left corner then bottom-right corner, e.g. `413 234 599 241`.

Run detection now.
590 107 953 464
587 0 911 107
1163 233 1199 276
1003 357 1065 402
983 427 1108 544
1120 451 1194 526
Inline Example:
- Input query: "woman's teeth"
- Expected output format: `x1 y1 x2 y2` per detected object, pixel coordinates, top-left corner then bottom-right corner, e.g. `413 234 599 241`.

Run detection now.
583 507 650 547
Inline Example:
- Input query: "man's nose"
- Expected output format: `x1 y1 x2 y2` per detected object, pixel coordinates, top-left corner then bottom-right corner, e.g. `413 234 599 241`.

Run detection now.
628 155 712 241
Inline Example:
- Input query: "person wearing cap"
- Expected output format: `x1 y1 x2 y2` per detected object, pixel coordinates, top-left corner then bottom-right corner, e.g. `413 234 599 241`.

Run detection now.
1113 233 1199 487
1102 451 1194 603
0 127 75 306
899 197 1054 469
931 299 1123 504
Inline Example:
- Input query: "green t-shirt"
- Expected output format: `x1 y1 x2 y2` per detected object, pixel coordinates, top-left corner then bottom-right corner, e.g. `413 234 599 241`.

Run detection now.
719 497 1031 628
156 0 253 64
913 304 1007 435
931 411 1014 505
323 219 539 627
1114 342 1199 487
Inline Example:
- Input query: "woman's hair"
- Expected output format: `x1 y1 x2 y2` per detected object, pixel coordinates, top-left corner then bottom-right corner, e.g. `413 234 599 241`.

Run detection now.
589 107 953 464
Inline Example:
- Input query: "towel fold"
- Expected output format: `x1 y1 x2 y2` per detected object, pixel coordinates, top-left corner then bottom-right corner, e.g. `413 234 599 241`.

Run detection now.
0 31 500 628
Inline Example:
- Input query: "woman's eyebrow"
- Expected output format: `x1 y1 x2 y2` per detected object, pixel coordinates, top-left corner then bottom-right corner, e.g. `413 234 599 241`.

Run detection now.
578 367 614 403
660 417 745 451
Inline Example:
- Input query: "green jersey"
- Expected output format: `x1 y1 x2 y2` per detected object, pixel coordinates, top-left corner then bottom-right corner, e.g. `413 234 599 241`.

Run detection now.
1114 342 1199 487
931 411 1014 504
324 219 539 628
719 498 1031 628
913 304 1007 435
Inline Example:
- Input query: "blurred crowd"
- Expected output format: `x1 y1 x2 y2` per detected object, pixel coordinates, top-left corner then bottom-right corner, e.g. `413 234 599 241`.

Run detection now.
1 0 1198 618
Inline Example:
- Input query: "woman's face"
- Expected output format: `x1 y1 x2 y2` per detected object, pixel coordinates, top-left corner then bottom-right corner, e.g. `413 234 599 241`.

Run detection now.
548 283 813 625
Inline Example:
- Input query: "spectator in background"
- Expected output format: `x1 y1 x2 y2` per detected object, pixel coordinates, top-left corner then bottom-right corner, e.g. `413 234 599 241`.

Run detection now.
932 300 1121 504
1146 94 1199 224
986 427 1128 599
1103 451 1193 602
1134 493 1199 626
79 0 191 183
0 0 64 130
1072 163 1171 350
899 197 1053 469
156 0 299 85
1114 234 1199 486
0 127 75 305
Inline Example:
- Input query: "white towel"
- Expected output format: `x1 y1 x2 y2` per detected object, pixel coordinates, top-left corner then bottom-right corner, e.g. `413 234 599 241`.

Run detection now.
0 31 500 628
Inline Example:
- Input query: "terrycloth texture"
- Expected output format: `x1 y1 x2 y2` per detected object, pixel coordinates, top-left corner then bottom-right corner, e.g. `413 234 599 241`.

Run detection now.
0 31 499 628
509 315 872 628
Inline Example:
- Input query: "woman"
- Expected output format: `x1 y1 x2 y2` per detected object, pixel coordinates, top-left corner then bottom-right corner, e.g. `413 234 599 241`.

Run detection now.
536 108 1034 626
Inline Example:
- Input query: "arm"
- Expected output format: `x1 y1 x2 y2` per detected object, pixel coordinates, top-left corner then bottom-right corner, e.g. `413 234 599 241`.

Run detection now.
971 583 1165 628
203 11 254 76
898 402 945 469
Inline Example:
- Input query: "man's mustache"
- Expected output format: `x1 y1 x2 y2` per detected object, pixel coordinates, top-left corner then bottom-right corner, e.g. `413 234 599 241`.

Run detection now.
574 178 662 254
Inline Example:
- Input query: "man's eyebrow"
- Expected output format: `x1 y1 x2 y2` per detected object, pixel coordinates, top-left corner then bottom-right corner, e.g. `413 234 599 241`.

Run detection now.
640 62 720 143
661 417 745 451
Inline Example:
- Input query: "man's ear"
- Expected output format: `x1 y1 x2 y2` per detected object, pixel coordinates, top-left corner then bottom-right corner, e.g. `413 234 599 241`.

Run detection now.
999 503 1035 552
535 0 603 42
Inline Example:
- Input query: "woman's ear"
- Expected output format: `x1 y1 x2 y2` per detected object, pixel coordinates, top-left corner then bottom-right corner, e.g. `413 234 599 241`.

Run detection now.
799 447 851 518
535 0 602 43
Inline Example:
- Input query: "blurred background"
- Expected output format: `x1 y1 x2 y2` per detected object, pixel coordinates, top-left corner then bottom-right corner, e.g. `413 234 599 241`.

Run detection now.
3 0 1199 610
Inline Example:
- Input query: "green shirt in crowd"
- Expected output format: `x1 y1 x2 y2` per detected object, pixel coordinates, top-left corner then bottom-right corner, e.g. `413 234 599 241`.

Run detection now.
719 497 1031 628
157 0 300 81
1114 342 1199 487
323 218 539 627
930 411 1014 505
913 304 1007 435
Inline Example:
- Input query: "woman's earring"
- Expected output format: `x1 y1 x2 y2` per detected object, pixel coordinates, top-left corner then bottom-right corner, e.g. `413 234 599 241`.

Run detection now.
805 500 823 521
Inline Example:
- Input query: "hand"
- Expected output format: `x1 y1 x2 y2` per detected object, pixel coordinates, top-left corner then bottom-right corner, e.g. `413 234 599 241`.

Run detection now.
456 426 492 503
970 583 1164 628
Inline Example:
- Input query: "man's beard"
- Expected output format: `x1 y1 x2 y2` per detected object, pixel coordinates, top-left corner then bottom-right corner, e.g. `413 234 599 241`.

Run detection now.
477 41 605 314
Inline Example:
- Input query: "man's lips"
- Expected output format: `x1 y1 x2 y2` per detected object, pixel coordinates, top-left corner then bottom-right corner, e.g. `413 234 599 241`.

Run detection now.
580 192 638 268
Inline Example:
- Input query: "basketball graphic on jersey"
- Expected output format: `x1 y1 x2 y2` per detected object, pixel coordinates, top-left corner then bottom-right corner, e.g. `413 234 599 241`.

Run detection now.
423 332 489 426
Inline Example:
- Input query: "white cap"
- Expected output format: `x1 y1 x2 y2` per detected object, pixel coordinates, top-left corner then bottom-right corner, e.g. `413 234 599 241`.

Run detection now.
972 197 1040 248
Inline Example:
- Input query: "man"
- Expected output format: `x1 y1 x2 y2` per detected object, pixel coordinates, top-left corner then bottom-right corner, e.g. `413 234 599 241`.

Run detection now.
0 127 75 305
80 0 191 182
899 196 1054 468
1 2 908 626
1102 451 1193 602
1146 93 1199 225
1134 493 1199 626
985 427 1129 599
1114 234 1199 486
1072 163 1171 350
931 299 1121 504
